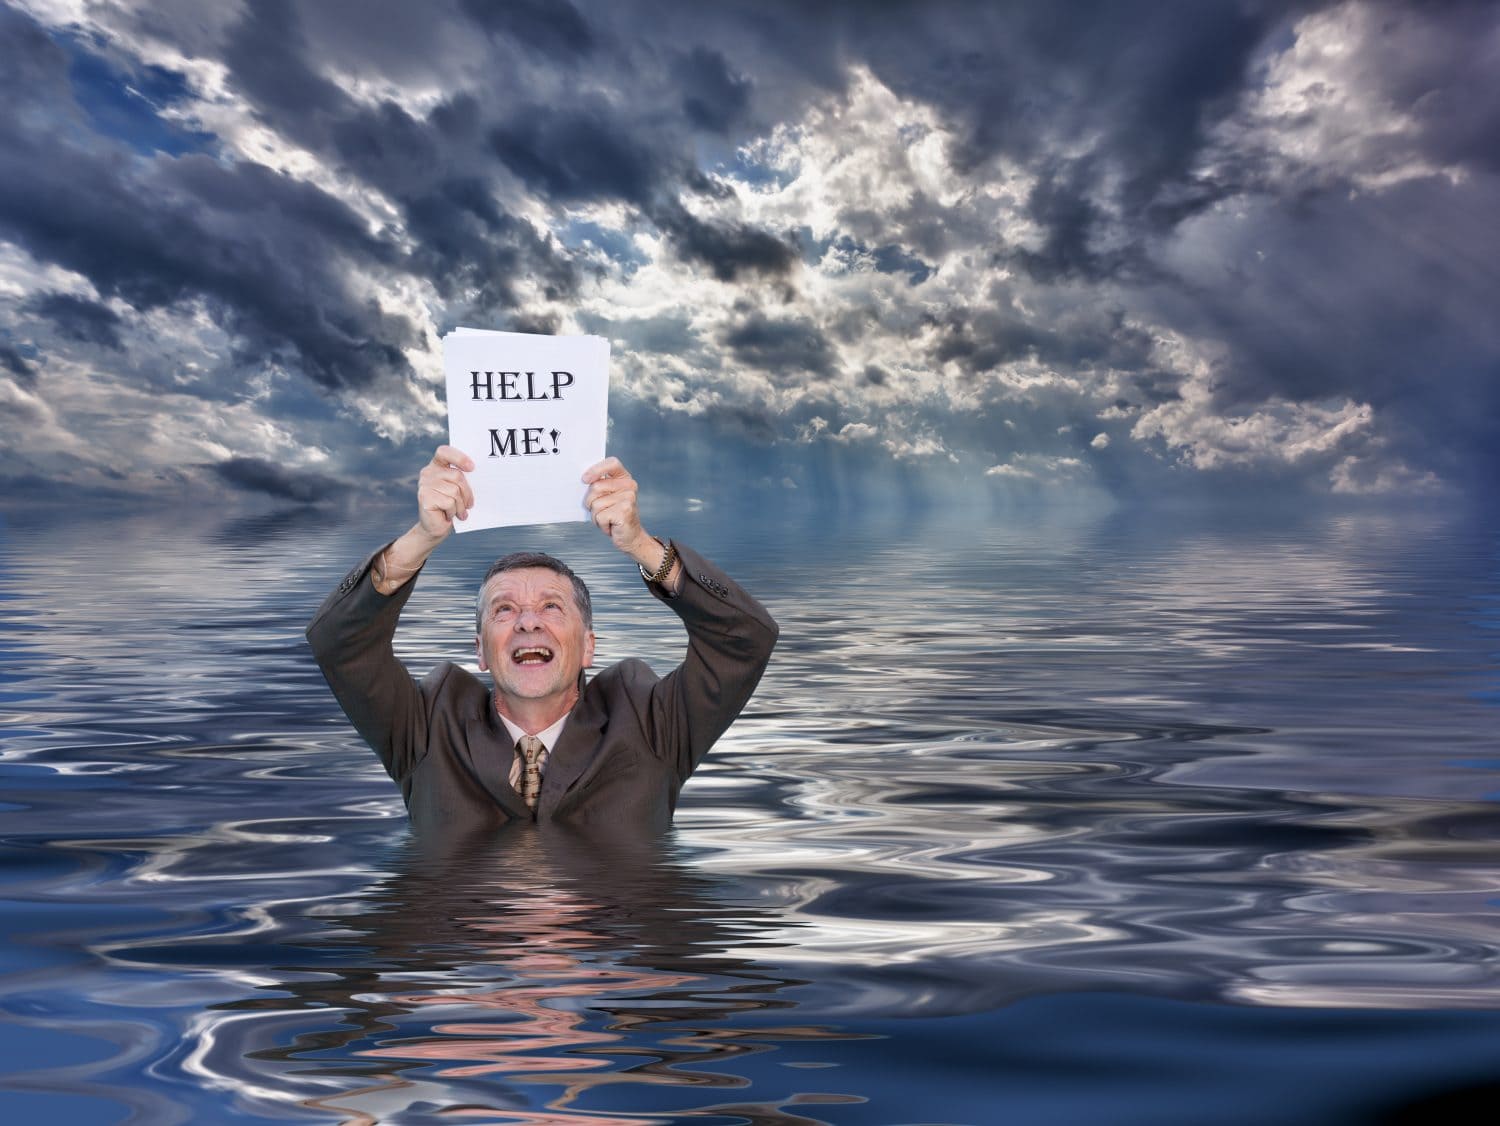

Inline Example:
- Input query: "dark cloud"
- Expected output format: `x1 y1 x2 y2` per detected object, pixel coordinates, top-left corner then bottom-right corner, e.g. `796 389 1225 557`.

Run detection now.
675 46 753 133
1143 173 1500 482
429 91 484 142
211 456 351 503
0 7 416 393
2 0 1496 501
215 1 584 333
402 177 576 310
1099 3 1270 218
223 2 795 288
654 202 798 282
0 3 75 107
723 314 836 380
503 311 562 335
22 292 124 350
0 343 37 386
459 0 597 57
0 140 416 389
923 297 1155 384
1013 160 1123 283
490 101 665 206
221 0 351 133
870 244 935 286
329 100 443 193
581 313 688 359
1336 0 1500 178
924 307 1050 373
840 0 1322 266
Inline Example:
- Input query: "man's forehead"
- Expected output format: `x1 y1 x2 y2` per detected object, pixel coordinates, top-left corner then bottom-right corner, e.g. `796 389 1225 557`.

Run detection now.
481 567 573 602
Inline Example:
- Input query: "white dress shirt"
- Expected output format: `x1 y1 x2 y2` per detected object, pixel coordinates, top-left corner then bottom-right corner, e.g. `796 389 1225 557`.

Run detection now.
498 713 569 792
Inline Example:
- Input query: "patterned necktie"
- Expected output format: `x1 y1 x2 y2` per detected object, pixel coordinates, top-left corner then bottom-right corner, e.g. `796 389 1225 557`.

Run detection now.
516 735 546 813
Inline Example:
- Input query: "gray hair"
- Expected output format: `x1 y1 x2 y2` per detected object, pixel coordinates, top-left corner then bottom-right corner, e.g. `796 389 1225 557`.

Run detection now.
475 551 593 632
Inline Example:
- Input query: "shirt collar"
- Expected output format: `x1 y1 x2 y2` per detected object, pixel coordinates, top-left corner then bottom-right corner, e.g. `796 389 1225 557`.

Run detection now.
497 711 569 752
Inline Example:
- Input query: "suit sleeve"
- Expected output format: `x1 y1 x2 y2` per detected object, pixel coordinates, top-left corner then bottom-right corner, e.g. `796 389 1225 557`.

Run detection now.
644 542 779 781
305 546 431 784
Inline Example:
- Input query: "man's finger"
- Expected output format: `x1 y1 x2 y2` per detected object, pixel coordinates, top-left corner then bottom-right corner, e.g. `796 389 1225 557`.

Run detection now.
584 475 636 504
429 468 472 497
589 492 624 523
433 480 463 505
581 456 627 483
433 445 476 472
424 465 472 495
420 500 454 527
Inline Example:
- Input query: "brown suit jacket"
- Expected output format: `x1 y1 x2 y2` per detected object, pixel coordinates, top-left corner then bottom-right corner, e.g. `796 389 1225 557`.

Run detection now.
306 542 778 835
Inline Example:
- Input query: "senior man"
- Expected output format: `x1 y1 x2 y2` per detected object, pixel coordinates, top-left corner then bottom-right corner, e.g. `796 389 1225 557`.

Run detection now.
307 446 778 835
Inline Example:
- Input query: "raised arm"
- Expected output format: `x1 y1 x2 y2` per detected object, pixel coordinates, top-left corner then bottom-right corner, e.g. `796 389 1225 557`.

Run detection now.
581 456 684 594
372 445 477 594
306 445 475 782
646 542 778 781
580 456 777 779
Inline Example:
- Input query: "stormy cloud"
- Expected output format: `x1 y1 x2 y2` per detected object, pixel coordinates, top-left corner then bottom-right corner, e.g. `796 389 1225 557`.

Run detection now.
724 314 836 381
211 456 351 504
22 292 124 350
0 0 1494 505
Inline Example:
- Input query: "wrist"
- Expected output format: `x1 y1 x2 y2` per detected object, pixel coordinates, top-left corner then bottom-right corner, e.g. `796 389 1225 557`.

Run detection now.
374 524 441 593
624 530 660 569
638 537 677 585
413 518 452 548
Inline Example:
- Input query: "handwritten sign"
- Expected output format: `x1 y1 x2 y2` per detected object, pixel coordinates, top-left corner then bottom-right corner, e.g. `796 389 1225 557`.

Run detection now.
442 328 609 532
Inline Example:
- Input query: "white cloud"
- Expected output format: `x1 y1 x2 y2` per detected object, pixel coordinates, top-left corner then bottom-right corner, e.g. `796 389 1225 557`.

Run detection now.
884 428 955 462
1132 382 1374 472
832 422 878 443
0 242 96 303
1212 1 1469 191
1329 455 1445 496
797 416 829 442
984 454 1089 482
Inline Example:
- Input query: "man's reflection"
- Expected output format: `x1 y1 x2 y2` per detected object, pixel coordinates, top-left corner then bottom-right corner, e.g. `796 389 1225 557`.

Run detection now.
218 825 867 1123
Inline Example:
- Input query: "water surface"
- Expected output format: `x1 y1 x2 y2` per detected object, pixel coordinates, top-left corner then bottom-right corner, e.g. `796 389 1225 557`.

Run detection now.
2 500 1499 1123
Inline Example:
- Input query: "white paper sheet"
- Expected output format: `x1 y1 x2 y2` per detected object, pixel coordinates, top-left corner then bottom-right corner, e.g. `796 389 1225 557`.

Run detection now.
442 328 610 532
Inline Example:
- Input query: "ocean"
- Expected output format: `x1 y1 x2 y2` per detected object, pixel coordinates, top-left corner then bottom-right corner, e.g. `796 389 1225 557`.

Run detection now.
3 497 1498 1124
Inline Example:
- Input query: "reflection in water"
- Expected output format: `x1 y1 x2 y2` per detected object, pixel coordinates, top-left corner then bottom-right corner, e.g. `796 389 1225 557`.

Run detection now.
3 502 1500 1122
201 826 869 1123
685 721 1500 1014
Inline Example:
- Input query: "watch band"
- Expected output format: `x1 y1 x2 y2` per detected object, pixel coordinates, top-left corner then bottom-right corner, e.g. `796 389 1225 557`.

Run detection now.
640 538 677 585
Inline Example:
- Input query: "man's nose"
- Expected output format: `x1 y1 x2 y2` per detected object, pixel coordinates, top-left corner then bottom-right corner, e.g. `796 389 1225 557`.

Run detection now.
515 607 543 629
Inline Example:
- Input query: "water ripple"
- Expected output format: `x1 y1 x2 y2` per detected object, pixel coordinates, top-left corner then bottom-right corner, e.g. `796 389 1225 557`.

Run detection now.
3 506 1500 1122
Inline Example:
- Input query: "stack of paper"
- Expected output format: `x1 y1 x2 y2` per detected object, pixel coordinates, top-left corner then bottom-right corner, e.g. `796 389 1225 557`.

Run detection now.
442 328 610 532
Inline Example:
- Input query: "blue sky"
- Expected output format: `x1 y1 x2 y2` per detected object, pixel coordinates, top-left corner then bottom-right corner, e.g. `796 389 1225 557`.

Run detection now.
2 0 1497 511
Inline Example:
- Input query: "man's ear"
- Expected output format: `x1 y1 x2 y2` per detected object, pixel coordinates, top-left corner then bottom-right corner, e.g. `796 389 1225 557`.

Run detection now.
584 631 596 669
476 634 488 672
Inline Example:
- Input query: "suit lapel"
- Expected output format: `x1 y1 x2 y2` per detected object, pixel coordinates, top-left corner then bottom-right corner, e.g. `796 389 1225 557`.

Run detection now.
461 697 532 821
538 680 608 818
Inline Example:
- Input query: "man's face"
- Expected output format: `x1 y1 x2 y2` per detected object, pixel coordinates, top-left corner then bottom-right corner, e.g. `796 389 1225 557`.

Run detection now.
476 567 595 713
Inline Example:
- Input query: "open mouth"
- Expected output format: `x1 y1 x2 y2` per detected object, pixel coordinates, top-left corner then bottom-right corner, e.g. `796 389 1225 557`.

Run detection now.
511 646 554 666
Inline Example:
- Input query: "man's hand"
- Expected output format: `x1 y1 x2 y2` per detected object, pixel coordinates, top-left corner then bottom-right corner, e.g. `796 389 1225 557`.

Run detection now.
372 446 474 595
417 445 476 539
582 456 646 553
582 458 679 586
